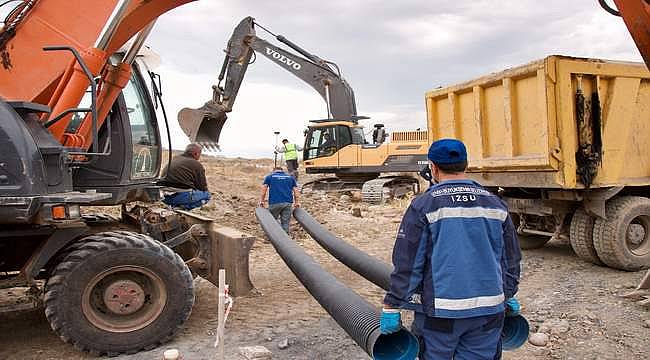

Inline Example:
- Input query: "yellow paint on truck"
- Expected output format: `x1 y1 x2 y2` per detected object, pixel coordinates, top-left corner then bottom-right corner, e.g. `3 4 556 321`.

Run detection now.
425 55 650 189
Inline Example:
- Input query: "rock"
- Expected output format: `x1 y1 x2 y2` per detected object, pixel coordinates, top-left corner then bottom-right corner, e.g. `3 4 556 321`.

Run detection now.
392 217 402 223
351 207 362 218
340 194 351 202
162 349 181 360
278 337 290 349
529 332 550 347
539 319 570 335
529 346 551 356
550 319 570 335
239 345 273 359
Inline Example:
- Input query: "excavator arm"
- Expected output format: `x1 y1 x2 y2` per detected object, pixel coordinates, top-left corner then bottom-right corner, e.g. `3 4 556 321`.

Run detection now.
603 0 650 68
0 0 195 150
178 16 359 148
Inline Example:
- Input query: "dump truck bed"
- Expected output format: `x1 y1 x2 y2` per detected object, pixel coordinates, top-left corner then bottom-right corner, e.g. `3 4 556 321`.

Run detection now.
425 55 650 189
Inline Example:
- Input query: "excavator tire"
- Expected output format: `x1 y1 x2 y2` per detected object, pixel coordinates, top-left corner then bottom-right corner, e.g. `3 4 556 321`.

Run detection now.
593 196 650 271
569 208 603 265
44 231 194 356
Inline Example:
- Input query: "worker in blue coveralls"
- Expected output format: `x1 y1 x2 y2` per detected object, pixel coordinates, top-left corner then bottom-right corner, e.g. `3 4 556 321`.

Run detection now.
380 138 522 360
259 166 300 233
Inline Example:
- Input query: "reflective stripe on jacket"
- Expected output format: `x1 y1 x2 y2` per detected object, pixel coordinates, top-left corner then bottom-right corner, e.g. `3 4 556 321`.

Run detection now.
384 179 521 319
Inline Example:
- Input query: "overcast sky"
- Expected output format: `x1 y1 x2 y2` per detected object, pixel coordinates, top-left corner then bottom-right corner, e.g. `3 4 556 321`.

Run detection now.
3 1 643 158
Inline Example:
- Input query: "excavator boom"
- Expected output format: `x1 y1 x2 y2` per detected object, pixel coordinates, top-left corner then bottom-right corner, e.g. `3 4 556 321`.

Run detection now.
611 0 650 68
178 16 359 147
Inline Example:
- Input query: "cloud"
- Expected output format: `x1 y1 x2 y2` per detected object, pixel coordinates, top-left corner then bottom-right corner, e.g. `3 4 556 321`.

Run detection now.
153 65 327 158
144 0 642 158
4 0 644 159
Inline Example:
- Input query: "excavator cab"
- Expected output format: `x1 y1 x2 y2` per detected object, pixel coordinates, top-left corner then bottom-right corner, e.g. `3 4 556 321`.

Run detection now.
71 59 162 203
303 121 366 161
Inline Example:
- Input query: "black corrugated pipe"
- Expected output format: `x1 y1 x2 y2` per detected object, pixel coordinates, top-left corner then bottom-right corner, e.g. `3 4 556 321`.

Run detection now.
293 207 392 290
294 208 530 351
255 208 418 360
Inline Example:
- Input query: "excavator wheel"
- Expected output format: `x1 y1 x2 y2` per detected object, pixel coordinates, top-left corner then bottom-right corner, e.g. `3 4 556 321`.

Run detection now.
44 231 194 356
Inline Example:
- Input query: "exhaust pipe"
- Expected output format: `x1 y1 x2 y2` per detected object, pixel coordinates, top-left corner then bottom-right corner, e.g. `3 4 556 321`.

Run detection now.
293 208 392 290
255 207 419 360
294 208 529 351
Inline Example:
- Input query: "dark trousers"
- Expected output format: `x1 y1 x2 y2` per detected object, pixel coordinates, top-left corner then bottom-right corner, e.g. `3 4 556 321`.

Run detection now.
286 159 299 179
412 312 503 360
269 202 292 232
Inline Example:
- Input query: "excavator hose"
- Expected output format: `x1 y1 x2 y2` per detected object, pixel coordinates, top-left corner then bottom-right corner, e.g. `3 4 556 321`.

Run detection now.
293 207 393 290
255 207 419 360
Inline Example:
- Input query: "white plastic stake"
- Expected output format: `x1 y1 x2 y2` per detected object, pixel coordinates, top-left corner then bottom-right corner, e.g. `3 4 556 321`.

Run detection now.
216 268 226 360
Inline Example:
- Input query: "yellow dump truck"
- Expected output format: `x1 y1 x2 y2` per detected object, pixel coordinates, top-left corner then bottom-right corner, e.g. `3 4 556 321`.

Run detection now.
426 55 650 271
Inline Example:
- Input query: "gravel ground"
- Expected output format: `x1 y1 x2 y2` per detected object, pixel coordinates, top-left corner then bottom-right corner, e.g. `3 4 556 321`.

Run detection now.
0 156 648 359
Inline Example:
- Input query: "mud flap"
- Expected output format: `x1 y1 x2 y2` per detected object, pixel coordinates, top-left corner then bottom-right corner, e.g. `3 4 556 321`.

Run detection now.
177 100 227 150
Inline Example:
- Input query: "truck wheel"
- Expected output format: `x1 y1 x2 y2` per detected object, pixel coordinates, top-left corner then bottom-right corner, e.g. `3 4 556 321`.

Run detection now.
593 196 650 271
44 231 194 356
569 208 603 265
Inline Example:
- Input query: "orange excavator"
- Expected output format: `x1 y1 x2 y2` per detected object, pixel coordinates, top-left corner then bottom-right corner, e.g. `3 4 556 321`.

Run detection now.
0 0 255 356
601 0 650 306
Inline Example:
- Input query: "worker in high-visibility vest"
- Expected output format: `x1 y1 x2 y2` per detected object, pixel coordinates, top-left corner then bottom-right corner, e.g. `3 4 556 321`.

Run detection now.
276 139 303 180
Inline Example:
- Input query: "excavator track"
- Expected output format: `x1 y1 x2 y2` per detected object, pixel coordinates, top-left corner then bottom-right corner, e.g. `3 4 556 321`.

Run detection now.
361 176 419 204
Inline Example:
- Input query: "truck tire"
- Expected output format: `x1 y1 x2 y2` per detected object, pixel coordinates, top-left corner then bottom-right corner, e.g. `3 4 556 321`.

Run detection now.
44 231 194 356
569 208 603 265
593 196 650 271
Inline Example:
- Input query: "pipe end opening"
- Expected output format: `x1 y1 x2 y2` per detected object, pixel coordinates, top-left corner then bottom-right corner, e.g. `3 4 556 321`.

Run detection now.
372 329 419 360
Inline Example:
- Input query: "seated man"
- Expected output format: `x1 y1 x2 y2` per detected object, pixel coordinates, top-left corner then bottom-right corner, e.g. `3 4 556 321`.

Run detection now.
318 132 336 156
158 143 211 210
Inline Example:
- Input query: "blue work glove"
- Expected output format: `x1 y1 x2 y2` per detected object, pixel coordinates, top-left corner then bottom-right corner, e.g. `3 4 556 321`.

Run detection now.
380 308 401 334
505 297 521 317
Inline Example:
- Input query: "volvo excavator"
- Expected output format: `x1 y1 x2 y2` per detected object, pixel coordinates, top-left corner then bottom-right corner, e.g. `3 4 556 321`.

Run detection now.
0 0 255 355
179 17 430 203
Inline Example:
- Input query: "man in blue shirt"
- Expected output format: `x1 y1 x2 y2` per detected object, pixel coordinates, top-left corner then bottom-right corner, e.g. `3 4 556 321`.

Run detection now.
259 167 300 232
380 139 522 360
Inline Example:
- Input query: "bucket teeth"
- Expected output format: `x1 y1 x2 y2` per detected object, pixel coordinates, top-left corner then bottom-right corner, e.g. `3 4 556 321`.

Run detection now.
199 142 221 153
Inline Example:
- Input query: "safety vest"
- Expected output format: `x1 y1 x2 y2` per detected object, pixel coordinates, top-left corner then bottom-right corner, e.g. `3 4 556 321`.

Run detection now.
284 143 298 160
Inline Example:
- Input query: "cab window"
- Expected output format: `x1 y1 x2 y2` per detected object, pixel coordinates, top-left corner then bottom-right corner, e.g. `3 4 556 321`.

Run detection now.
336 125 352 148
122 73 159 179
304 126 337 160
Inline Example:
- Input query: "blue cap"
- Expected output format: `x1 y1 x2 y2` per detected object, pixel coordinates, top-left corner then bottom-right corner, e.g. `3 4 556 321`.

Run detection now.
428 138 467 164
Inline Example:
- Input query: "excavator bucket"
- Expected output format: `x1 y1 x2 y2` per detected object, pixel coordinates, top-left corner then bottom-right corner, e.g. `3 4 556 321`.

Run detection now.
178 99 228 150
621 270 650 308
